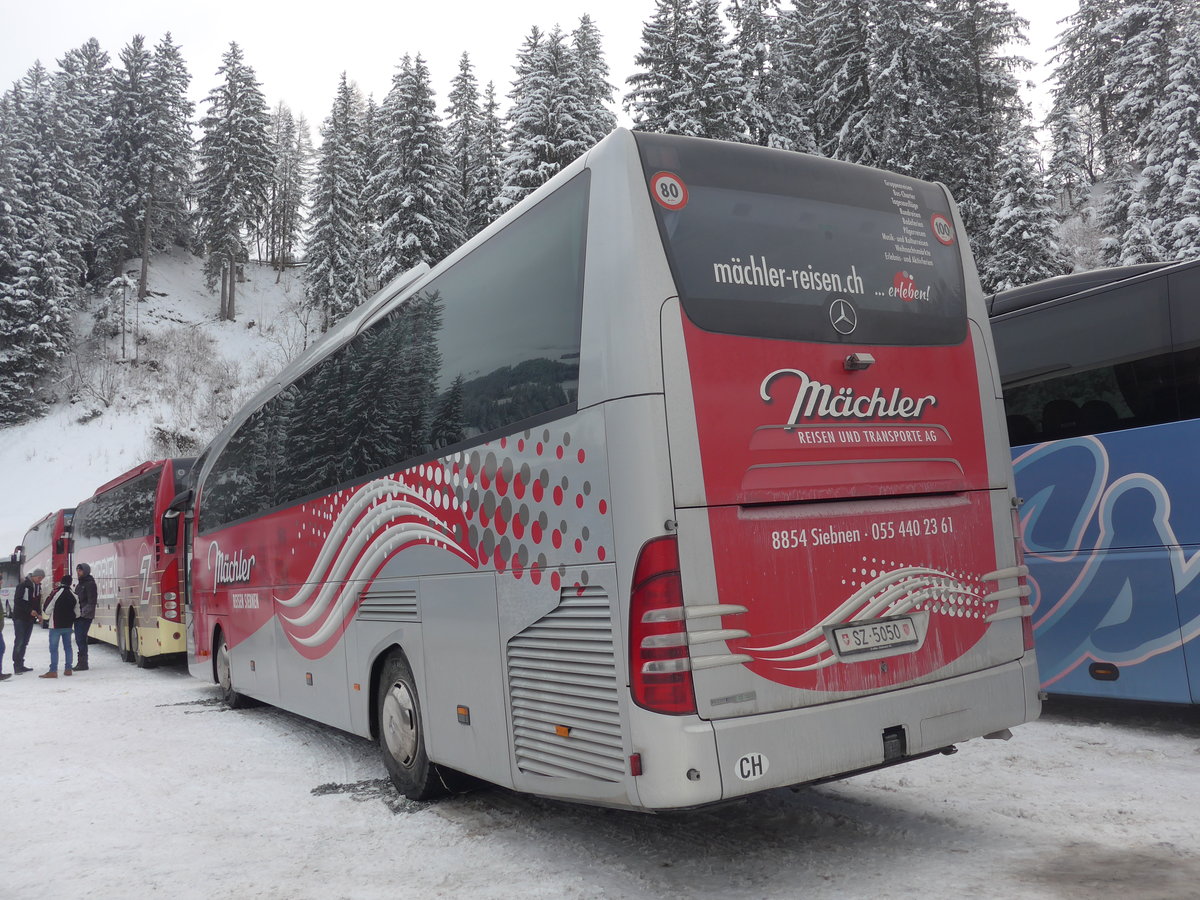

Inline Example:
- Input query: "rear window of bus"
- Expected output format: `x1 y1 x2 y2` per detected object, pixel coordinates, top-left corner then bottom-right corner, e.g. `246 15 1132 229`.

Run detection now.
634 132 967 346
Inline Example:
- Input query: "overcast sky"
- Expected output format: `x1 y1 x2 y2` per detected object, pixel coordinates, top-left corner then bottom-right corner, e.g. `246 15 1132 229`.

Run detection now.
0 0 1078 134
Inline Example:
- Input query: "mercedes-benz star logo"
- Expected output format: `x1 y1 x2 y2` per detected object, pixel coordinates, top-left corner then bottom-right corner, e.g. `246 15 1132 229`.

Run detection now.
829 298 858 335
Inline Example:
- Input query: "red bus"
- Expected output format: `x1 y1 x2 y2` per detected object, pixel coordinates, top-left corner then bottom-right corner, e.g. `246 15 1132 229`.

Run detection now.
73 458 195 665
17 508 75 626
175 130 1038 810
18 508 75 586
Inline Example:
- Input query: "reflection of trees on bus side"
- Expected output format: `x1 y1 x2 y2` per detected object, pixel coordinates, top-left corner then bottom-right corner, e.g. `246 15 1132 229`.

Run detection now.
458 357 578 437
74 474 158 548
430 374 466 449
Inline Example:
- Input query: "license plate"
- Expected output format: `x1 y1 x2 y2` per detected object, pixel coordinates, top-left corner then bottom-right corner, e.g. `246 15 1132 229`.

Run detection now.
832 616 918 656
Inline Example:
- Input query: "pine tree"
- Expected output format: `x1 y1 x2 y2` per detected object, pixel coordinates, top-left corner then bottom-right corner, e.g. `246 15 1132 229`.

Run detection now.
855 0 948 175
265 103 310 271
1136 12 1200 260
932 0 1030 265
762 0 819 152
53 39 110 281
359 94 384 293
1049 0 1131 178
305 74 369 330
1097 164 1135 265
445 53 481 240
145 34 195 257
497 27 593 211
625 0 693 134
371 54 461 284
983 124 1070 292
809 0 872 159
470 82 506 235
195 42 275 320
98 35 155 282
679 0 745 139
1044 104 1096 212
729 0 810 149
571 15 617 144
0 69 78 423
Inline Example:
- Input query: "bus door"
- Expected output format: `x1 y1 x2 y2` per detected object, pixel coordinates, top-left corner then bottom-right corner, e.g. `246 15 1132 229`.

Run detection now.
639 134 1024 721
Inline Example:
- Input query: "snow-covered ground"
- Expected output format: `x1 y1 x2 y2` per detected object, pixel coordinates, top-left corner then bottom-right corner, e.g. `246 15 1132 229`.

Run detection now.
2 628 1197 900
0 250 307 559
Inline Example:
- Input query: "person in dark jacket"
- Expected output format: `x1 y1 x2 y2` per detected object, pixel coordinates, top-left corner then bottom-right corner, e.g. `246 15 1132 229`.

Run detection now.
40 574 78 678
11 568 46 674
0 574 10 681
74 562 98 671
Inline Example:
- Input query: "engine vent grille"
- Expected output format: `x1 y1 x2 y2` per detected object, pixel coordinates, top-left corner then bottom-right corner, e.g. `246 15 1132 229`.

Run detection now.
507 586 624 782
355 587 419 622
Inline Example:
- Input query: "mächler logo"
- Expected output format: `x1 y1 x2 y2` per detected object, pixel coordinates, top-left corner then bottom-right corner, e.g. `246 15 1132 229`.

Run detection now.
761 369 937 428
208 542 256 586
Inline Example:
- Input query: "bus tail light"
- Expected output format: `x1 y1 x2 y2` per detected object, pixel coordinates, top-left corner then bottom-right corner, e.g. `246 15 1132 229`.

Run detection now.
1011 507 1034 652
629 535 696 716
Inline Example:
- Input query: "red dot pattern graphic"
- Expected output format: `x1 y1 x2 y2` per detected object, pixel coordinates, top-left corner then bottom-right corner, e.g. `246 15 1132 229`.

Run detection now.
422 425 613 592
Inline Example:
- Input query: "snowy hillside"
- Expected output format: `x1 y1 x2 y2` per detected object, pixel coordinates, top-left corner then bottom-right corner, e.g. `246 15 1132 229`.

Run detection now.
0 249 310 554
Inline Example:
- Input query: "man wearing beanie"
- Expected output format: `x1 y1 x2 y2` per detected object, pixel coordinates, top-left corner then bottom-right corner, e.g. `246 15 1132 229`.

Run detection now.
11 568 45 674
74 563 98 671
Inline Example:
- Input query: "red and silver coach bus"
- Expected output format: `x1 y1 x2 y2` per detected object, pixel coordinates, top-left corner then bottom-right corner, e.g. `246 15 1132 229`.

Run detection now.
17 508 75 624
74 458 194 665
174 129 1038 810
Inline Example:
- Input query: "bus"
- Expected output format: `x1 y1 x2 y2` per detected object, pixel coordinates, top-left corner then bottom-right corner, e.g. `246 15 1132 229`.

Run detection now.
173 129 1039 810
16 508 75 626
18 507 75 588
990 259 1200 705
73 457 195 666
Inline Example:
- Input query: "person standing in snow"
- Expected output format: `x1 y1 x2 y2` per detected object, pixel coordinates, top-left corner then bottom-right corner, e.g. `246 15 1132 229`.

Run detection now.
73 563 97 671
11 568 45 674
0 577 10 681
40 574 78 679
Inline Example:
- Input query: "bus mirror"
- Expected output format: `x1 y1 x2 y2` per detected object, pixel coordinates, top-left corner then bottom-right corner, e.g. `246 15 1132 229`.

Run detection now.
55 538 65 555
11 545 23 565
162 489 193 552
162 510 181 551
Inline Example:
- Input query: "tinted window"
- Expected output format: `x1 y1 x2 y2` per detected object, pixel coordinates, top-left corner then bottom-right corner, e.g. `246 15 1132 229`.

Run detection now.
1169 264 1200 351
1000 351 1193 444
993 274 1182 445
200 172 589 532
73 471 159 549
993 278 1172 386
634 132 966 345
23 516 55 559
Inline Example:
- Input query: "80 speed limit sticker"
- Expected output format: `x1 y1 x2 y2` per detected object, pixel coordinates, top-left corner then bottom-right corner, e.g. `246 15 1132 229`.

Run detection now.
650 171 689 210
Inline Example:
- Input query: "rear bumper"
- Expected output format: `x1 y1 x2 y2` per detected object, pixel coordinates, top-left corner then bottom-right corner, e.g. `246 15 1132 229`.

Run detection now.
712 655 1040 802
629 655 1039 809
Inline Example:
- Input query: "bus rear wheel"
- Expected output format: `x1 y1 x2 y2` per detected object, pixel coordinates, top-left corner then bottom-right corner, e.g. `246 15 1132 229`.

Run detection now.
378 652 444 801
116 608 134 663
131 612 153 668
215 632 253 709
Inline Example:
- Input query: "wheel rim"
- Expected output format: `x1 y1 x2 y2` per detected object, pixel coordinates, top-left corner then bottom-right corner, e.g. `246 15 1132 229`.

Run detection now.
382 680 419 769
217 641 232 692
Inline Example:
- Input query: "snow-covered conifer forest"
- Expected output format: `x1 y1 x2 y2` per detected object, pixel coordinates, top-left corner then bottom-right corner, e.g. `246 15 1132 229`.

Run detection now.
2 0 1199 438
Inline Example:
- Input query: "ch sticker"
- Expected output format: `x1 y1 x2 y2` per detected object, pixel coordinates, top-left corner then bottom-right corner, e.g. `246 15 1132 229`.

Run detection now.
650 172 689 211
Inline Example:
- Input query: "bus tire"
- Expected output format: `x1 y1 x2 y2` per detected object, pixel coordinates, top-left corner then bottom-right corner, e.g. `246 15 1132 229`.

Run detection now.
215 631 253 709
131 613 154 669
116 608 135 663
378 652 444 801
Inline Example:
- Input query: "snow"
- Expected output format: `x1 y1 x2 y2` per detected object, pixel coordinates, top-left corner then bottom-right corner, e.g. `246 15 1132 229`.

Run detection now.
2 635 1198 899
0 249 305 559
